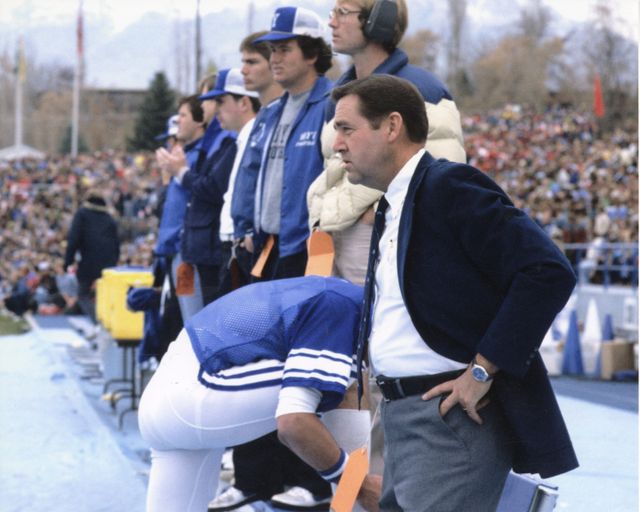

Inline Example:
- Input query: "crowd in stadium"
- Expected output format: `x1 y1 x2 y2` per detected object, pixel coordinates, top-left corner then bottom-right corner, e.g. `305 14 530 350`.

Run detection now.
0 105 636 317
0 151 160 315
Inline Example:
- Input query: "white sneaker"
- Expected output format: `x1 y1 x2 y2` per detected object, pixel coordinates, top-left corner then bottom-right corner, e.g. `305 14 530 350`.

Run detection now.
269 487 331 511
220 449 235 482
208 486 261 511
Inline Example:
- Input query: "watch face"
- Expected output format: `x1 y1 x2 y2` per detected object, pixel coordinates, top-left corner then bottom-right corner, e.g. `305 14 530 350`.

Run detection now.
472 365 489 382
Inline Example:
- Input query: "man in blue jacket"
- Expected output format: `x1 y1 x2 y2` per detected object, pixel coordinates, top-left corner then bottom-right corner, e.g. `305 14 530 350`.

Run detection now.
211 7 336 512
308 0 465 286
160 91 237 320
250 6 333 281
332 75 578 511
229 31 283 286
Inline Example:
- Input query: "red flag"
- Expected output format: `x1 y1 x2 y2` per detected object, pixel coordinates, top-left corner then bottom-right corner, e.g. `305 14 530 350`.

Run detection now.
76 2 84 58
593 73 605 118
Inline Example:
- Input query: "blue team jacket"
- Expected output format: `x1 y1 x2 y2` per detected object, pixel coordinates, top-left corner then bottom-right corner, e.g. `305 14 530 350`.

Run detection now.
255 76 333 257
231 99 281 239
186 276 363 411
154 139 200 257
180 129 237 266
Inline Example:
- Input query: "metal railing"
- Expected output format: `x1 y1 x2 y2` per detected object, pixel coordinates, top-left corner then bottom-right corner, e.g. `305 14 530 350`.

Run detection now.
563 242 638 288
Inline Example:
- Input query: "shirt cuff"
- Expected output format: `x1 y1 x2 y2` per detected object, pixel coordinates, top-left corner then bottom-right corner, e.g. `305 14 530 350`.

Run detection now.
275 385 322 417
175 166 190 184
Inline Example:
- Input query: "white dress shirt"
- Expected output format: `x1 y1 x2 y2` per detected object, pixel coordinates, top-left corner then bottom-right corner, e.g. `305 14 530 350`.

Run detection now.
369 149 467 378
219 117 255 241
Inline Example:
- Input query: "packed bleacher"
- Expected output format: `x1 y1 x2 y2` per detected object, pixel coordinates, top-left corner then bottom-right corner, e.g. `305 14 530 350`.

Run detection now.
1 106 636 318
464 105 637 246
0 151 160 315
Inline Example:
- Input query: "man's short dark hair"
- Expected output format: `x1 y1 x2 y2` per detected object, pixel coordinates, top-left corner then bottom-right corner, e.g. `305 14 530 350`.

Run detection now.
240 31 271 61
296 36 333 75
179 95 204 123
331 75 428 144
225 93 261 114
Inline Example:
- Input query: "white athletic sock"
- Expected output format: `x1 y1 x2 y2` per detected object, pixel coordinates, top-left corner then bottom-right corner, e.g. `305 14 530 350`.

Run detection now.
321 408 371 453
322 409 371 512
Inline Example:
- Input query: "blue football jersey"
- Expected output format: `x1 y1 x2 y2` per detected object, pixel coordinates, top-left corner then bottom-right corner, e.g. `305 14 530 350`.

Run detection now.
185 276 363 411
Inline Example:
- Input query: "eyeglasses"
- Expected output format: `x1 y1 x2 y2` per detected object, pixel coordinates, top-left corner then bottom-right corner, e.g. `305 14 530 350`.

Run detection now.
329 7 362 20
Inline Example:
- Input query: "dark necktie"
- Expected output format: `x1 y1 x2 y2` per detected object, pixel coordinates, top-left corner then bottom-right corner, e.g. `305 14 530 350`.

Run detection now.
356 195 389 406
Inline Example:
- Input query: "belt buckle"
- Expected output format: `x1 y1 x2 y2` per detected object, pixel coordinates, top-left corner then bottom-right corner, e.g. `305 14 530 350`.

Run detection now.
377 378 405 402
376 378 392 402
392 379 405 399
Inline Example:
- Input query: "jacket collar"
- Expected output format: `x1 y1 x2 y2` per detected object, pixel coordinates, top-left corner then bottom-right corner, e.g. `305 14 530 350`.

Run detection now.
326 49 409 120
82 201 110 214
184 136 202 154
279 75 332 107
335 48 409 87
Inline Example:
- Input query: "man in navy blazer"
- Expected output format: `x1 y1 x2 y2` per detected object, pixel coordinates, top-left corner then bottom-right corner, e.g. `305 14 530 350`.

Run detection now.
332 75 578 511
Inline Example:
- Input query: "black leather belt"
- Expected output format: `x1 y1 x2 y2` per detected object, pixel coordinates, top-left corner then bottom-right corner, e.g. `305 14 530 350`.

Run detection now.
376 369 465 401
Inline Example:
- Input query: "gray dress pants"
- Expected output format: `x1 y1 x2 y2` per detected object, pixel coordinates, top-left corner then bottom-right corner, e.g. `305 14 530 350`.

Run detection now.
379 393 513 512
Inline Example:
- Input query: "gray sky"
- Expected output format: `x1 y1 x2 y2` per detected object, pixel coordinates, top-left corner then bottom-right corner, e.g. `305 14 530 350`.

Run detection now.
2 0 637 38
1 0 637 89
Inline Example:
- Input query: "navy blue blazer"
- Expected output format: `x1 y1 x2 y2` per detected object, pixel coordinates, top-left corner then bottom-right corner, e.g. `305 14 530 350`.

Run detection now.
397 152 578 478
180 136 237 266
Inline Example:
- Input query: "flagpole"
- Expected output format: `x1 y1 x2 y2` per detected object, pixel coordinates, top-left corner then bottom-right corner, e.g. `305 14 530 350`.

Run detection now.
71 62 80 156
71 0 83 157
14 36 24 147
13 35 27 147
195 0 201 87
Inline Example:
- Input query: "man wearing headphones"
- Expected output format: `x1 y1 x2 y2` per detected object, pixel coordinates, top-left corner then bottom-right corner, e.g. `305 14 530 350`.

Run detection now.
308 0 466 285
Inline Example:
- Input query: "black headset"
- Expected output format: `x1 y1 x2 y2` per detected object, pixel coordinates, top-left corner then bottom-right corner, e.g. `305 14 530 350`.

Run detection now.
362 0 398 43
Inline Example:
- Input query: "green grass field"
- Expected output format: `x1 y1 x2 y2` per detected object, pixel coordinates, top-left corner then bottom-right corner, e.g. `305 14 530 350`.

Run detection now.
0 312 30 335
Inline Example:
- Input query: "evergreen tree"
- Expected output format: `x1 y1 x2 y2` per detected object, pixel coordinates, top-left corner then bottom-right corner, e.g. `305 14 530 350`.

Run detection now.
128 72 176 151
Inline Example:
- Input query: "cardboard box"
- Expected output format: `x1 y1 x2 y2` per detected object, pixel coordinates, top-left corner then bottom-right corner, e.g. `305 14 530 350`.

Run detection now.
600 340 635 380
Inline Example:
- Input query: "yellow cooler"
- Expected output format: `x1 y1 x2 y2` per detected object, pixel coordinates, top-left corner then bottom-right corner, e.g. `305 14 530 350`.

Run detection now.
99 267 153 340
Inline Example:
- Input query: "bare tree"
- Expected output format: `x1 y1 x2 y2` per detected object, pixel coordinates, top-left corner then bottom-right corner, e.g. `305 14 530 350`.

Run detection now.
399 29 439 73
171 14 194 94
467 1 572 110
0 46 16 148
471 34 565 110
173 16 184 94
582 0 638 125
30 90 72 152
518 0 551 43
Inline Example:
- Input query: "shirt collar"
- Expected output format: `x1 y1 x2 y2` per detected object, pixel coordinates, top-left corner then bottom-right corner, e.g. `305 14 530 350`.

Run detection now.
237 117 255 146
385 149 426 217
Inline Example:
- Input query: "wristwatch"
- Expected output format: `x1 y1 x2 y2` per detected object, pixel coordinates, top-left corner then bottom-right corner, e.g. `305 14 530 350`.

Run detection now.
471 358 494 383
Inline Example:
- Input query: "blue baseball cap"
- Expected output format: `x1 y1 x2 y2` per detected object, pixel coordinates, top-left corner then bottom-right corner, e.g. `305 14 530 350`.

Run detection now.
254 6 326 43
199 68 259 101
154 114 179 140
